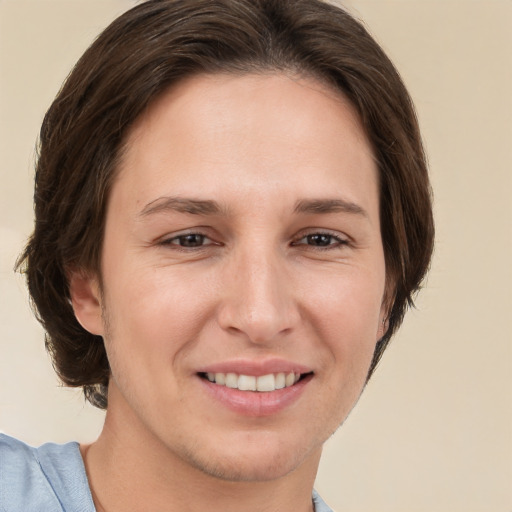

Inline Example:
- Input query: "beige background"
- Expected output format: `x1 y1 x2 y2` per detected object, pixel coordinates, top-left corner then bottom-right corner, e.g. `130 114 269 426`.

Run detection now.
0 1 510 511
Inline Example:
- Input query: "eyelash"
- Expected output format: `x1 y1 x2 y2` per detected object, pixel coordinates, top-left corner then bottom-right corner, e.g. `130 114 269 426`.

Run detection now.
291 232 349 250
159 232 214 250
159 230 349 251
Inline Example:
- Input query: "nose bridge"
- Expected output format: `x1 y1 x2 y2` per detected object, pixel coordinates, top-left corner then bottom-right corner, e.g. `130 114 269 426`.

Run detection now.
219 240 297 343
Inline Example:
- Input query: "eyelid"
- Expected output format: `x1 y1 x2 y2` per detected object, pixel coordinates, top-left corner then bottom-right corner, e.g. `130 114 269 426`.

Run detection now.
158 228 219 248
291 229 350 248
155 227 349 249
168 234 211 245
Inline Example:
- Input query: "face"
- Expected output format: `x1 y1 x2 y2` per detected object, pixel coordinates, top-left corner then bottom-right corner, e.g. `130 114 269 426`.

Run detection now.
74 73 387 482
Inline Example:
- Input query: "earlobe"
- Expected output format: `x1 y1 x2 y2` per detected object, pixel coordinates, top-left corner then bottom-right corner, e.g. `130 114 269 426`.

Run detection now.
377 284 394 341
376 301 391 341
68 271 104 336
377 315 389 341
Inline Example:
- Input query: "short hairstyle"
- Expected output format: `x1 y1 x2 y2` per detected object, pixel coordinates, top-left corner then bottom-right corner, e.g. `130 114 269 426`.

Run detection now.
17 0 434 409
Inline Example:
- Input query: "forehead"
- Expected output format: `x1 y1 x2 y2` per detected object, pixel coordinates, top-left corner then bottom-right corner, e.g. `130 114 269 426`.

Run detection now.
113 72 377 217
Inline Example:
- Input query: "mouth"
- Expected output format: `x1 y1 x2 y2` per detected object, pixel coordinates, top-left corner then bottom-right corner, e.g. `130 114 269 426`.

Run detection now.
198 371 313 392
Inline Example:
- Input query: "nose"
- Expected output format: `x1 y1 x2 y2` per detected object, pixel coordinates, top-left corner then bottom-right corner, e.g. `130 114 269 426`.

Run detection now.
217 246 300 345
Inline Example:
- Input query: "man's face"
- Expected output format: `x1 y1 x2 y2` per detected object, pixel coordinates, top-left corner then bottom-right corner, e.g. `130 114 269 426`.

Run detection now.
79 73 387 481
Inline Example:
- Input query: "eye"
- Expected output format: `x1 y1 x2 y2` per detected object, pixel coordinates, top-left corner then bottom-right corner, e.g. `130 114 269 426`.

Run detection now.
162 233 212 248
305 234 337 247
292 232 348 249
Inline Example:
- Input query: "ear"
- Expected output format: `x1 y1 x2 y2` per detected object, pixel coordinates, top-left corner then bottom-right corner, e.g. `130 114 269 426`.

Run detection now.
376 310 389 341
376 278 395 341
68 271 104 336
376 293 392 342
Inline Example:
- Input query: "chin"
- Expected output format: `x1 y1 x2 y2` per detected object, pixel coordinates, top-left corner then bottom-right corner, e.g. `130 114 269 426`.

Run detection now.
176 431 321 483
186 453 304 483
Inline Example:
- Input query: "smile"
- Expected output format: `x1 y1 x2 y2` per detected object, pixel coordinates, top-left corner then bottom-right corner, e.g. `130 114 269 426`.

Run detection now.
201 372 304 392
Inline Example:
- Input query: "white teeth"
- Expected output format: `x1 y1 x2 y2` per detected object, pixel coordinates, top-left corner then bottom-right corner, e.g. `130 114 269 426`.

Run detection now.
285 372 295 387
204 371 303 392
256 373 275 392
238 375 256 391
275 373 286 389
225 373 238 389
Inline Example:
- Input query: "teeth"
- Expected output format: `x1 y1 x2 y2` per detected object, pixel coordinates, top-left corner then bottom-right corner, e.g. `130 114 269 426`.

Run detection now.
225 373 238 389
275 373 286 389
256 373 275 392
204 371 303 392
238 375 256 391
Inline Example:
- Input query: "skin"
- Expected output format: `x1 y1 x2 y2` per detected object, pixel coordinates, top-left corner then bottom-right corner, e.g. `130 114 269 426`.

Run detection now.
71 72 388 512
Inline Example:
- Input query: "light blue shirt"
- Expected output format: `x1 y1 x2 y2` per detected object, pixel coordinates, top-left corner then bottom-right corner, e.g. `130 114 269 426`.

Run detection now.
0 434 333 511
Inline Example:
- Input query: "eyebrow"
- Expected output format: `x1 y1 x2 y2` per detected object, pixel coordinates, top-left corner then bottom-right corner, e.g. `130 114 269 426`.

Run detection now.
138 197 227 218
293 198 368 217
138 196 367 219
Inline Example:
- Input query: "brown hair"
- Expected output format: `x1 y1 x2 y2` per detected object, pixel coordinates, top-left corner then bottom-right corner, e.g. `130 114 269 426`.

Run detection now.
17 0 434 409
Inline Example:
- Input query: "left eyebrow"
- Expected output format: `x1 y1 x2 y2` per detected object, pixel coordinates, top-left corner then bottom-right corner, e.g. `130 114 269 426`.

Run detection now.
293 198 368 218
138 196 228 218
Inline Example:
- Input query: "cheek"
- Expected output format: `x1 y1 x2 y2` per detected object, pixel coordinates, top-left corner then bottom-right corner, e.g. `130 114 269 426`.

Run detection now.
301 267 384 371
102 264 215 368
304 267 384 330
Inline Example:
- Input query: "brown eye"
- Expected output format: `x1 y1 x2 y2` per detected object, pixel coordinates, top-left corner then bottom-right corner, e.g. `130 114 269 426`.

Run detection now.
160 233 211 248
306 234 335 247
292 232 348 249
174 234 207 247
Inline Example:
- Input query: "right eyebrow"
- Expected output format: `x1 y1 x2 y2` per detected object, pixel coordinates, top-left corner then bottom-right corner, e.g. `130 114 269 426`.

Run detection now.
138 196 228 218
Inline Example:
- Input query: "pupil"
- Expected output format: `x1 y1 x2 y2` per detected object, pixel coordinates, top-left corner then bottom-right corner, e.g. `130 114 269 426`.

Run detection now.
308 234 331 246
180 234 204 247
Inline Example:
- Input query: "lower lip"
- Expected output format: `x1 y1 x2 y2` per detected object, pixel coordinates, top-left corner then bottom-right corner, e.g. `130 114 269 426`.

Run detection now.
199 374 313 417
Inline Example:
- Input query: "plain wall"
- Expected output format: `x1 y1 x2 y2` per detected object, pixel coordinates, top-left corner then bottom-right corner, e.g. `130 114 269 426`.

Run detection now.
0 1 510 511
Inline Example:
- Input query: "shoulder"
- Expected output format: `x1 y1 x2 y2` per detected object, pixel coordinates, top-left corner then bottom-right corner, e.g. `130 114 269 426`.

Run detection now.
0 433 34 464
313 489 336 512
0 433 95 512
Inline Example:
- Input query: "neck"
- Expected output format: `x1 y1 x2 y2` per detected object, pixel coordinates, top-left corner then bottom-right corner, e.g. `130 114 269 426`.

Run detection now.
81 405 321 512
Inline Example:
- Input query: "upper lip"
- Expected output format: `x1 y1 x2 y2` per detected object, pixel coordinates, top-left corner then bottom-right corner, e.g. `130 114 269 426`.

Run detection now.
196 358 313 376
